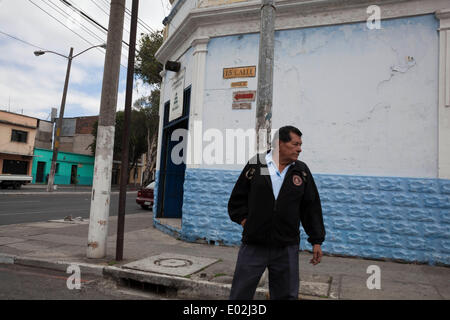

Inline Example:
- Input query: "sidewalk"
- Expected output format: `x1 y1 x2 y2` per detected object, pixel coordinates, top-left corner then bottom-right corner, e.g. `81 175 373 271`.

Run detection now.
0 212 449 300
0 184 140 195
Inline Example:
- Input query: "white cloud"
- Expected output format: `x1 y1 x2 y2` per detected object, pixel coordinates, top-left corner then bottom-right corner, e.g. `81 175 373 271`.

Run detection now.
0 0 169 119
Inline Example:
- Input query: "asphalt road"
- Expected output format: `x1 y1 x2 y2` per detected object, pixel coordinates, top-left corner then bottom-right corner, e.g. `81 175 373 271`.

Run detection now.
0 192 146 226
0 263 172 300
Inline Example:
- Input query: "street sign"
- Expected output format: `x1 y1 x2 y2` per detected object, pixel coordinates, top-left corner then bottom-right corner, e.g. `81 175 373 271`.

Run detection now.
232 103 251 110
231 81 248 88
232 90 256 102
223 66 256 79
169 71 185 122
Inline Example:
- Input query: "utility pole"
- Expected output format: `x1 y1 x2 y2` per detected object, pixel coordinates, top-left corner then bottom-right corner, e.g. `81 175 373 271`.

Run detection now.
255 0 276 155
116 0 139 261
47 47 73 192
255 0 276 285
87 0 126 259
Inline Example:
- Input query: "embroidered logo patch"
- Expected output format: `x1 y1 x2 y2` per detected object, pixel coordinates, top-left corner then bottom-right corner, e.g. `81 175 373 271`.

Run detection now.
293 175 302 186
245 168 256 180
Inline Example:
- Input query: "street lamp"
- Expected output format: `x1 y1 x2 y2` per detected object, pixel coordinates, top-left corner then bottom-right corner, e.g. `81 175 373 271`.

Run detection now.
34 43 106 192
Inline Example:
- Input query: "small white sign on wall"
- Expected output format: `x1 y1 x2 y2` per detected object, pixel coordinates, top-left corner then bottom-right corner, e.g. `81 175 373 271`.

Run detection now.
169 71 185 122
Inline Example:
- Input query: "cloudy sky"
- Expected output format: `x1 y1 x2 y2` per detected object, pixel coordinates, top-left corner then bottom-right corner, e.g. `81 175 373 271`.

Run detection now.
0 0 171 120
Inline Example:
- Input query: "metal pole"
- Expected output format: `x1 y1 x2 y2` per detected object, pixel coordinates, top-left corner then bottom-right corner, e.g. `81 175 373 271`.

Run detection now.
47 47 73 192
255 0 276 154
116 0 139 261
87 0 126 259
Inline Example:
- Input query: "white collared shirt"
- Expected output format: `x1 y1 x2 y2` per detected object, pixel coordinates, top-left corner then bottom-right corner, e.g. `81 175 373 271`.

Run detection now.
265 151 294 200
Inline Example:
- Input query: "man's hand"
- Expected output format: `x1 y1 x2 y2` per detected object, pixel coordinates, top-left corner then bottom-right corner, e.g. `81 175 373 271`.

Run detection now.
309 244 323 265
240 218 247 227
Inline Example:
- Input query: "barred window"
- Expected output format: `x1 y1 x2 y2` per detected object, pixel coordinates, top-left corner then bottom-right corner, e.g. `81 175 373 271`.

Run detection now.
11 129 28 143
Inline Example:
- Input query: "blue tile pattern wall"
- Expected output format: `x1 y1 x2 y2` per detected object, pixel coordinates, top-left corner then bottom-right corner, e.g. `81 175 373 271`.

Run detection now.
153 169 450 266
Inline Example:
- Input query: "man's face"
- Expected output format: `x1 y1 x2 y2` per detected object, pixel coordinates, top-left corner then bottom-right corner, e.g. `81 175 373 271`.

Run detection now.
278 132 302 163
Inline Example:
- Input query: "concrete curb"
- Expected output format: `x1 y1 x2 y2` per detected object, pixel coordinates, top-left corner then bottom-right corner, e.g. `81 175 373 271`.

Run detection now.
103 265 269 300
103 266 337 300
0 254 15 264
0 253 337 300
0 253 104 276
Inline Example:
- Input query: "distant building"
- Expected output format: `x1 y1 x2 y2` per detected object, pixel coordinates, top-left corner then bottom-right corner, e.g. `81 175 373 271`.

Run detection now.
32 148 94 185
31 115 97 185
0 110 38 177
34 119 53 150
58 116 98 156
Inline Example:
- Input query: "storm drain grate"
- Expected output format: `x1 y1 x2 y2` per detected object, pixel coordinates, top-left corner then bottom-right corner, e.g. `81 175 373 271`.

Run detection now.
119 278 178 298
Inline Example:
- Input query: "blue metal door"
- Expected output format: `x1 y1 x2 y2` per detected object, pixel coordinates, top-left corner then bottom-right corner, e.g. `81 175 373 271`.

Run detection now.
160 123 187 218
157 87 191 219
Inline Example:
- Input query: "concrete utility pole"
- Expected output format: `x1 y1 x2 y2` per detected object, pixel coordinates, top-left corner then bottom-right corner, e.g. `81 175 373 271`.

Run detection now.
255 0 276 155
47 47 73 192
116 0 139 262
87 0 126 259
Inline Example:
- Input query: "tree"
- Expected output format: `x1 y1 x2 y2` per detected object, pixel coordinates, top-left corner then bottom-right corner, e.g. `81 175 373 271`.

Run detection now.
133 90 160 185
134 30 164 185
135 30 164 88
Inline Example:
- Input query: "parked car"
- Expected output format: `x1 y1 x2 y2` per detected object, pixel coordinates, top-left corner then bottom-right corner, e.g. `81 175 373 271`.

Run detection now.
136 181 155 210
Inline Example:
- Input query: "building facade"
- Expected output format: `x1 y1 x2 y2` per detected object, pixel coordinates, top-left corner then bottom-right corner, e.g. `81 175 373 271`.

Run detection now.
31 148 94 185
34 119 53 150
154 0 450 265
0 110 38 177
59 116 98 156
31 115 98 185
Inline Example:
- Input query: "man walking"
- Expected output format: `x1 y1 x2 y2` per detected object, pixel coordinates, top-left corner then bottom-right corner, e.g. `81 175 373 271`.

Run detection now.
228 126 326 300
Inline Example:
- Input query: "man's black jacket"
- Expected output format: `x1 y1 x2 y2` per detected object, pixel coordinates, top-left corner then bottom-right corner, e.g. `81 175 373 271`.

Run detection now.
228 152 326 247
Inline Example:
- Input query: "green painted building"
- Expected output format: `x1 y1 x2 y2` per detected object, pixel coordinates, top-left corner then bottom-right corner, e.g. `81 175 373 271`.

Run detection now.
32 148 94 185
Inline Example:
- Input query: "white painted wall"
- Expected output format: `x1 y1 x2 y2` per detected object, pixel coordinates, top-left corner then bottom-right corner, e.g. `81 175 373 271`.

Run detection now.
273 15 439 178
157 47 194 172
201 34 259 170
167 0 199 37
196 15 440 178
162 47 194 103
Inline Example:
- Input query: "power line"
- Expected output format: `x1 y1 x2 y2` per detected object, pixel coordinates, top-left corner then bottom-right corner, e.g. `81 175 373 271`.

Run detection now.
0 29 48 51
28 0 99 51
27 0 127 69
36 0 108 58
60 0 108 33
44 0 107 45
60 0 134 51
126 7 155 34
89 0 109 17
57 0 131 63
89 0 131 36
99 0 156 35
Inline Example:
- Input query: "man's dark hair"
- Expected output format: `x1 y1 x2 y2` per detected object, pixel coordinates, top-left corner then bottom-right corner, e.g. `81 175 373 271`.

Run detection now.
272 126 302 146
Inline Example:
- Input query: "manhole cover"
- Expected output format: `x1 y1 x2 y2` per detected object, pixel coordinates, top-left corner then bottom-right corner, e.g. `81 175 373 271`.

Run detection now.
155 258 193 268
122 253 218 277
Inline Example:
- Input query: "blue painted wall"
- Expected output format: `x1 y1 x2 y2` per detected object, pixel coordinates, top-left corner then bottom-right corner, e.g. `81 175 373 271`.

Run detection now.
154 168 450 266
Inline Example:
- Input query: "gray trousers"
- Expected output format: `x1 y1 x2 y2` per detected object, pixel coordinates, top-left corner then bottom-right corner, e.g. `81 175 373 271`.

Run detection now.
229 243 300 300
